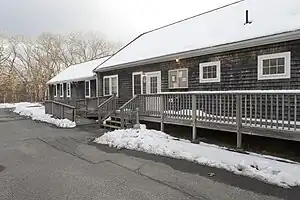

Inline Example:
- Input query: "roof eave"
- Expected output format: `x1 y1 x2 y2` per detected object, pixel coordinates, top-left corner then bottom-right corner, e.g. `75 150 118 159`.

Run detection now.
95 29 300 73
47 75 96 85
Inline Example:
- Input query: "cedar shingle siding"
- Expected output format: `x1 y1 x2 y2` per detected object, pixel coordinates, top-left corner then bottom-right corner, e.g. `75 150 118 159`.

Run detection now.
97 40 300 106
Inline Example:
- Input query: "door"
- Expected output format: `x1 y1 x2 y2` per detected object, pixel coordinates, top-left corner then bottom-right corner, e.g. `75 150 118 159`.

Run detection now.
145 71 161 115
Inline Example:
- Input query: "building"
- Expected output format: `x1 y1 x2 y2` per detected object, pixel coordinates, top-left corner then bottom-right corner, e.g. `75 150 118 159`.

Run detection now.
47 0 300 146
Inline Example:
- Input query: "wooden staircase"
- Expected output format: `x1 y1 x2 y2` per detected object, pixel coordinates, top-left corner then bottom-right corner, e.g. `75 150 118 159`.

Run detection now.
100 115 134 130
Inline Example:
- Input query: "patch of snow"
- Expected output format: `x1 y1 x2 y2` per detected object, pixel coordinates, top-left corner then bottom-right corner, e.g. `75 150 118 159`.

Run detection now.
0 102 76 128
47 56 110 84
95 128 300 188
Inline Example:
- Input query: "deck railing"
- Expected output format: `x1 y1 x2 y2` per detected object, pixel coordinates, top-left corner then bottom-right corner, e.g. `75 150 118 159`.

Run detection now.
76 96 110 117
97 95 117 122
120 91 300 147
119 95 140 128
45 100 76 122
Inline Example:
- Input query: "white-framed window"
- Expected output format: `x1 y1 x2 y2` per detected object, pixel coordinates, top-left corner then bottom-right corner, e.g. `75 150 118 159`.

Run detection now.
60 83 64 97
66 83 71 98
54 84 57 97
132 72 143 96
103 75 118 96
258 52 291 80
85 80 91 98
199 61 221 83
168 68 188 89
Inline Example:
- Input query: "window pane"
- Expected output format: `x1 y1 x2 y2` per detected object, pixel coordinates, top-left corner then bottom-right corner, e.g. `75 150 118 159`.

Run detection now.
270 58 277 66
203 72 208 79
263 59 269 67
85 81 90 96
278 65 285 74
111 77 117 95
150 77 157 94
212 71 217 78
203 66 208 73
178 69 188 88
270 67 277 74
278 57 285 66
263 67 269 75
104 78 110 95
134 74 141 95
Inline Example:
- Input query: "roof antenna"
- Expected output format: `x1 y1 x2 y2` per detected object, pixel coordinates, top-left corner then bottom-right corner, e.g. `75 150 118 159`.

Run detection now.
244 10 252 25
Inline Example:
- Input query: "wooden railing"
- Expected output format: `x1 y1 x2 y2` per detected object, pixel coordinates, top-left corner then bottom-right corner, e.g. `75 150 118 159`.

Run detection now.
119 95 140 128
120 91 300 147
97 95 117 122
45 100 76 122
76 96 110 117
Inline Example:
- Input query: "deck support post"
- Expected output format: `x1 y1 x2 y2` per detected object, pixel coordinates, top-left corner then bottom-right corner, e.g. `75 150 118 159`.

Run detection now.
85 98 88 118
160 95 165 132
192 94 197 141
120 109 125 129
51 101 54 115
73 108 77 122
236 95 242 149
136 108 140 125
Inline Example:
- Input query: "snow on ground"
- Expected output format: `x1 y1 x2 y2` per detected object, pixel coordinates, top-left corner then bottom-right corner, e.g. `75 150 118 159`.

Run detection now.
95 128 300 188
0 102 76 128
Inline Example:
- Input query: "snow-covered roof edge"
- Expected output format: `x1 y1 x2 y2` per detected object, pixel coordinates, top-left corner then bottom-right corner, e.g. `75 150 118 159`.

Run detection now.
47 55 111 84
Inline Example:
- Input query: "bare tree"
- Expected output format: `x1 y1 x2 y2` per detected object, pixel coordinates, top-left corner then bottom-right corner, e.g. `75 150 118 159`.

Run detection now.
0 31 119 103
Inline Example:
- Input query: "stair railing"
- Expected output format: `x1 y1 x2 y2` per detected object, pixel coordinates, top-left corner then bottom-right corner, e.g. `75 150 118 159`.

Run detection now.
119 95 141 128
97 95 117 122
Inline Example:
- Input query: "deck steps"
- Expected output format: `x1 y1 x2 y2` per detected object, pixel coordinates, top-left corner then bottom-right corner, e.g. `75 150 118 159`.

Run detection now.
100 116 133 130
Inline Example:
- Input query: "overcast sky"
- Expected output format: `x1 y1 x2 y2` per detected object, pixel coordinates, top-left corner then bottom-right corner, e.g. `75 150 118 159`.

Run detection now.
0 0 237 43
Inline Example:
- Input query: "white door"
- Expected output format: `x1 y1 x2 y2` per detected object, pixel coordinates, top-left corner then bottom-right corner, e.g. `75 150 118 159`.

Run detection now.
145 71 161 115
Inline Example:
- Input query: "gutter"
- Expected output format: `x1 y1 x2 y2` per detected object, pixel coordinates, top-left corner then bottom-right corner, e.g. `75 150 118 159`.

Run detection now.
95 29 300 73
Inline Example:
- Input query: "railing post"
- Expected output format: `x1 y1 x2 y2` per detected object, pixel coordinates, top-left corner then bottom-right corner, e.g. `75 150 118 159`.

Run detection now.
192 94 197 141
51 101 54 115
236 94 242 149
160 94 165 132
120 108 125 129
85 98 88 118
73 108 76 122
136 108 140 125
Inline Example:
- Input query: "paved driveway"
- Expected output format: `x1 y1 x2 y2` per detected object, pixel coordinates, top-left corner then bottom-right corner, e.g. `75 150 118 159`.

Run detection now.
0 108 298 200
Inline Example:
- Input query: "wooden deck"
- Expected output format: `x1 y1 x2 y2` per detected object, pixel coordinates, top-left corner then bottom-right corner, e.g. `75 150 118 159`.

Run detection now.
117 91 300 147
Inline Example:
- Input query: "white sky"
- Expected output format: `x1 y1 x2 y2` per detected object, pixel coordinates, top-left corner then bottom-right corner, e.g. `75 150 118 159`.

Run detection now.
0 0 237 43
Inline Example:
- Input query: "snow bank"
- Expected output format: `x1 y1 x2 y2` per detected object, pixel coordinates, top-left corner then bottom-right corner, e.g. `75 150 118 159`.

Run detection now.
95 129 300 188
0 102 76 128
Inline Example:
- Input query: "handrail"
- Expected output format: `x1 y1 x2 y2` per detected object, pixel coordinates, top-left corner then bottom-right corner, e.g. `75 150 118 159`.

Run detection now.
119 95 138 110
153 90 300 95
97 95 114 108
45 100 75 109
97 95 117 122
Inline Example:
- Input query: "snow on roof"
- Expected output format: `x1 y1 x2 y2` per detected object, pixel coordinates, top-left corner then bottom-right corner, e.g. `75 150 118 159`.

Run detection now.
95 0 300 72
47 56 110 84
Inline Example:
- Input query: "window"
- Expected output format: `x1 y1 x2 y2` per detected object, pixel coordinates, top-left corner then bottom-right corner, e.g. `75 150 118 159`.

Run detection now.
132 72 143 96
199 61 221 83
54 84 57 97
103 75 118 96
168 68 188 89
66 83 71 97
85 80 90 98
60 83 64 97
258 52 291 80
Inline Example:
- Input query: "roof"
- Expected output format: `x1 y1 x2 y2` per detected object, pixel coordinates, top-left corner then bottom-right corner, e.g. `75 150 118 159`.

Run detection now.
95 0 300 72
47 56 110 84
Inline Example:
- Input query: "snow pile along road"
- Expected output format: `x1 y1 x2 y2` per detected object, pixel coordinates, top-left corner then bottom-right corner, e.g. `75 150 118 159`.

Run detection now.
95 128 300 188
0 102 76 128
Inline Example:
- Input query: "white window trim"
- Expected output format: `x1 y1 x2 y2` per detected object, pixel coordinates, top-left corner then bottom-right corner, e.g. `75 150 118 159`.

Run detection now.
199 61 221 83
132 72 143 96
60 83 64 97
66 82 71 98
103 75 119 97
168 68 188 89
257 52 291 80
85 80 91 98
54 84 57 97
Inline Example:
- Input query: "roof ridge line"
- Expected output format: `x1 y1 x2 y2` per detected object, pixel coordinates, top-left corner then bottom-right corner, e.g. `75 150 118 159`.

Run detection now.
143 0 245 35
